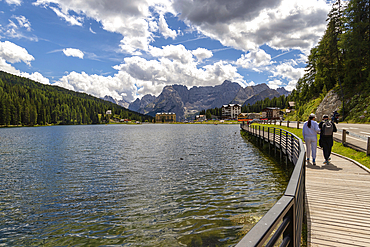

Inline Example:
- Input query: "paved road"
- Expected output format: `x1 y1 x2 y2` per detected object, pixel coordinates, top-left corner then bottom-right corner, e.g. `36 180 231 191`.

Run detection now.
269 121 370 152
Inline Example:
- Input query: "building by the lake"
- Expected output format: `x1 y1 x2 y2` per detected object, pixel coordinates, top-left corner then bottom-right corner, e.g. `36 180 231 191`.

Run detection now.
156 112 176 123
222 104 242 119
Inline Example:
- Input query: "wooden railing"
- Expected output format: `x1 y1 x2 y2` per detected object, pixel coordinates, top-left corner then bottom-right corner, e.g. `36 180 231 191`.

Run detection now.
237 123 306 247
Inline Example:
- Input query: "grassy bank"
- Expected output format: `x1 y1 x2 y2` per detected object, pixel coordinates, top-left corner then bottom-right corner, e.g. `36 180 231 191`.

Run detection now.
251 123 370 169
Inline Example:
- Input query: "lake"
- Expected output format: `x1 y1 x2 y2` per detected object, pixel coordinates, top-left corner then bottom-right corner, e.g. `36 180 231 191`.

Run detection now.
0 124 287 246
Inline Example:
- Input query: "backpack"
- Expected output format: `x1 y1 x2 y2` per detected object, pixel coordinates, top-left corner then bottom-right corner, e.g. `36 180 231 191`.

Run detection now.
322 121 333 136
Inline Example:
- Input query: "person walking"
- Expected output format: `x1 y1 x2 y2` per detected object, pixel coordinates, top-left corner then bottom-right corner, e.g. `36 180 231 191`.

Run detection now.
319 114 337 165
302 113 320 165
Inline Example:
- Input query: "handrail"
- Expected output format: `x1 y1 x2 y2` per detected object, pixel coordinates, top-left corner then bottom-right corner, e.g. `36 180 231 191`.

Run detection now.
237 123 306 247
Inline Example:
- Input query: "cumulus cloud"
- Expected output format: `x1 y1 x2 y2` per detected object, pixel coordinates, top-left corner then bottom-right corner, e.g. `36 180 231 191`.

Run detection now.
192 48 213 62
33 0 165 54
27 0 332 99
236 49 271 70
54 71 137 101
63 48 84 59
158 14 177 39
55 45 244 100
174 0 330 52
149 44 194 64
271 60 305 82
267 79 283 89
0 41 49 84
20 71 50 85
0 41 34 65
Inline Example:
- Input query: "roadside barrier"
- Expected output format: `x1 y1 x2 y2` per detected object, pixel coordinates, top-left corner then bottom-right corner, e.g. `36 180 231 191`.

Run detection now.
238 123 306 247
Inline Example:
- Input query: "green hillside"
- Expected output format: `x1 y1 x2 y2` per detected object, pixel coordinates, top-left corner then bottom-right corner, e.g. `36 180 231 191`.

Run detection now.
290 0 370 122
0 71 152 126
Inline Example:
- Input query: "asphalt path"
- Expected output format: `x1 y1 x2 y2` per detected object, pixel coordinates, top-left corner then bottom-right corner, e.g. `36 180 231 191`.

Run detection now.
275 121 369 152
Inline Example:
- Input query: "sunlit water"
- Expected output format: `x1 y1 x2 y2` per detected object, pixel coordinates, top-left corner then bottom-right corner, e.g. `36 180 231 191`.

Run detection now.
0 124 288 246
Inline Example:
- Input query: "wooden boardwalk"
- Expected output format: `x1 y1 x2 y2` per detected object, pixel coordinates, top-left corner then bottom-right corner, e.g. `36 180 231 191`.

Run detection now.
305 148 370 246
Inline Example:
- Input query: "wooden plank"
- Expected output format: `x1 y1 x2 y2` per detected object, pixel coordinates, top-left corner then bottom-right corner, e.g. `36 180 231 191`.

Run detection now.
306 146 370 247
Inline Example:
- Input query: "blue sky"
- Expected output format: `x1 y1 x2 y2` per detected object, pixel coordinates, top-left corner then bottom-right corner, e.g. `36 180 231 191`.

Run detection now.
0 0 334 102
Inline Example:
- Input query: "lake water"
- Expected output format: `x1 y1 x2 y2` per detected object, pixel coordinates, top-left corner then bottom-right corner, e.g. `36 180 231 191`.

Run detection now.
0 124 287 246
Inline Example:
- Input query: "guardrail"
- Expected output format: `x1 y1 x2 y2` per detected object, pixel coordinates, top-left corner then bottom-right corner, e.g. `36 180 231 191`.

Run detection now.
258 120 370 155
237 123 306 247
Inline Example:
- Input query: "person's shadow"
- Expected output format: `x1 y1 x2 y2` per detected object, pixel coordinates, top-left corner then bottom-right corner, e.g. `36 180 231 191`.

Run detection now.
321 161 343 171
306 161 343 171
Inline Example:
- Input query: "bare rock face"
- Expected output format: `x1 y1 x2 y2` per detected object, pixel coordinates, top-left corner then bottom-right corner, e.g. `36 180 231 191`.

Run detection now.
316 90 342 120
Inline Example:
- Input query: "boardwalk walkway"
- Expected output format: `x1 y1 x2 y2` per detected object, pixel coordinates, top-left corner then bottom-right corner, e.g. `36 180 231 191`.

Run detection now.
305 147 370 246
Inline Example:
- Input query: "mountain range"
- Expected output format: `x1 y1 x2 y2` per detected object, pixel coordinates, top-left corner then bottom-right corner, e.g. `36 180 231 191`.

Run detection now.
117 80 289 121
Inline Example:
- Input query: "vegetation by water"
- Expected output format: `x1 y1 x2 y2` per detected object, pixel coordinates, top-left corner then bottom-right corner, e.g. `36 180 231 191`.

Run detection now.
253 123 370 169
0 71 152 127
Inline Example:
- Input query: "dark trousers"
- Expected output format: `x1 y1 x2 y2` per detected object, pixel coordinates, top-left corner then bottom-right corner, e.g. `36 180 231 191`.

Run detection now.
320 136 333 160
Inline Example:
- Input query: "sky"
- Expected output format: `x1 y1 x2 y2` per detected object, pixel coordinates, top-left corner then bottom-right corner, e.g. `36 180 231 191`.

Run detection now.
0 0 334 102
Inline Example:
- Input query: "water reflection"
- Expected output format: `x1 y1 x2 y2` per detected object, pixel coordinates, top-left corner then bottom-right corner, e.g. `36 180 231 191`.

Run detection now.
0 124 287 246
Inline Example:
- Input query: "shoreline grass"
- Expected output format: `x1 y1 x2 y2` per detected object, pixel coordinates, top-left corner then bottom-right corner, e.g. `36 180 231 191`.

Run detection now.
250 123 370 169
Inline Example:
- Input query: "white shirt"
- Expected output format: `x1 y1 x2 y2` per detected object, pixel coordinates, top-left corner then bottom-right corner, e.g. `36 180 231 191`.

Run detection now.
302 120 320 139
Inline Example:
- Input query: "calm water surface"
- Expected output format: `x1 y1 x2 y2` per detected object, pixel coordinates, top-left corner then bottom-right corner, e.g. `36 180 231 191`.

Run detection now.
0 124 287 246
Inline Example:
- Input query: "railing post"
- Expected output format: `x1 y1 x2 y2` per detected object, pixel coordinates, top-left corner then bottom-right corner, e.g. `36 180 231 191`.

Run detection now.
287 121 290 128
274 128 276 156
280 120 282 126
280 129 283 162
286 132 288 166
268 127 271 153
296 121 299 129
342 129 346 146
367 137 370 156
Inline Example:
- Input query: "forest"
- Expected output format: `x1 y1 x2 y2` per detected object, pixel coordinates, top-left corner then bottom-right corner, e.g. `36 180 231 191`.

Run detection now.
0 71 152 126
291 0 370 121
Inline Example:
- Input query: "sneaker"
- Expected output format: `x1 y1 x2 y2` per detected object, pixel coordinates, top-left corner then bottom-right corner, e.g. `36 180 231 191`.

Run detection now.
313 159 316 165
306 158 309 161
328 157 331 160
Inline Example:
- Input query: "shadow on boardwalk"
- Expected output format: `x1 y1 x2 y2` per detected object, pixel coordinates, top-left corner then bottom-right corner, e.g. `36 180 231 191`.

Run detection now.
305 147 370 247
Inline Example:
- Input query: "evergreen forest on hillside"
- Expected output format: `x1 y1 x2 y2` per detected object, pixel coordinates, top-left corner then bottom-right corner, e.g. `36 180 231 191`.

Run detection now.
0 71 152 126
291 0 370 122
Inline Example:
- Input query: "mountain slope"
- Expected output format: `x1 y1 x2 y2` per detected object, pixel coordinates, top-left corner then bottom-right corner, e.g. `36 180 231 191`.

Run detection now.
0 71 152 126
129 80 289 121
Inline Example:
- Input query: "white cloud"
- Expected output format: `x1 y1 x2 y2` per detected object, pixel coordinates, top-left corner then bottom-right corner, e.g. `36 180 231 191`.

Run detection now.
14 15 31 31
4 0 22 5
20 71 50 85
50 6 84 26
26 0 332 100
0 58 50 85
63 48 84 59
174 0 330 53
2 16 38 41
192 47 213 62
236 49 271 69
0 41 34 65
0 41 49 84
271 60 305 82
89 26 96 34
267 79 283 89
158 14 177 39
54 71 137 101
149 44 194 64
56 44 244 101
